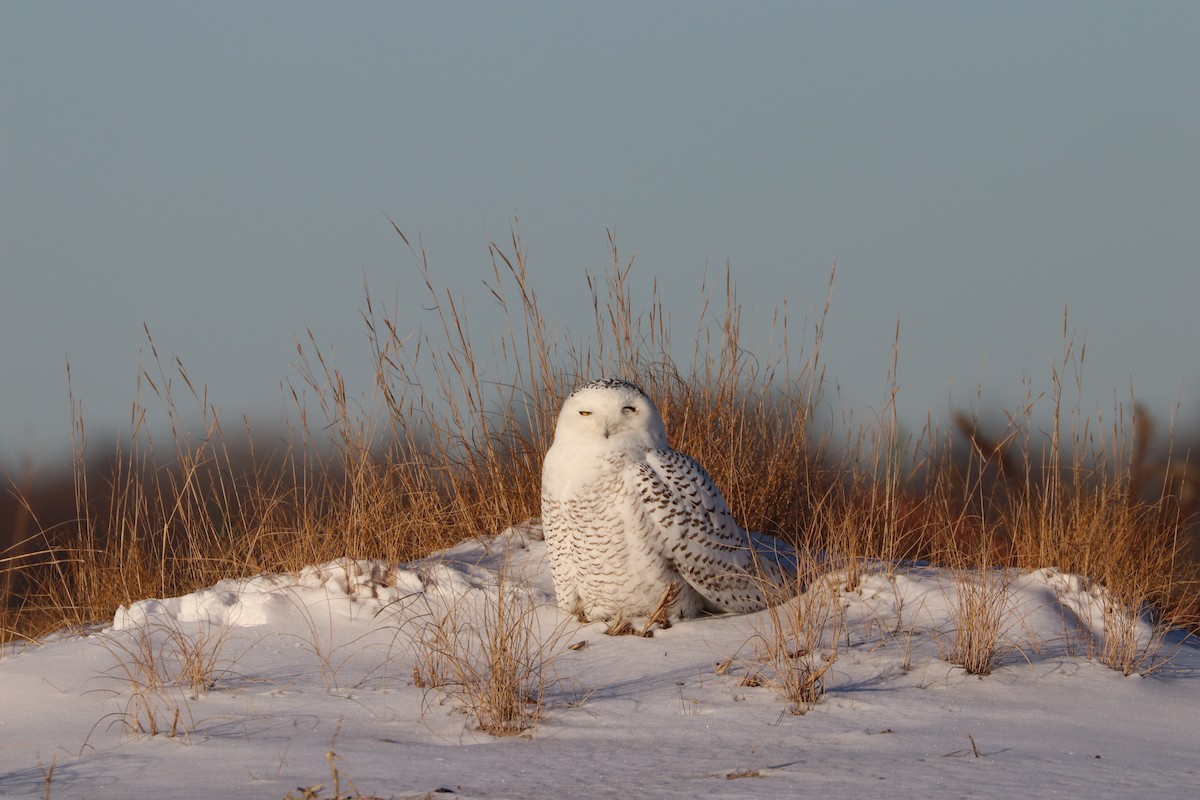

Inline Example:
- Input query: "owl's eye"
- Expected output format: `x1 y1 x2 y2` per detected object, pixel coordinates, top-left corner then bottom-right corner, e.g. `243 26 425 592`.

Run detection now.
622 405 638 414
578 410 592 416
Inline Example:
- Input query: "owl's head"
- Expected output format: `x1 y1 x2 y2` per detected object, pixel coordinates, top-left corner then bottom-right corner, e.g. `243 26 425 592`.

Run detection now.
553 378 669 449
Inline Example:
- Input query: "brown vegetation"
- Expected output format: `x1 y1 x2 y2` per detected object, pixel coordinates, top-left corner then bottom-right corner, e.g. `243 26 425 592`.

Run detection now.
4 225 1198 649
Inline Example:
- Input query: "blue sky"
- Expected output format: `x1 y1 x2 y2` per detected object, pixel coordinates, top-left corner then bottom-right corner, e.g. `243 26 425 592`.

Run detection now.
3 2 1198 469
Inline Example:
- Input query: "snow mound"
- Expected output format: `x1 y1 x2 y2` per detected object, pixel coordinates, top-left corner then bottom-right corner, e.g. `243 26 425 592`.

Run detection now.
112 523 555 631
106 524 1163 673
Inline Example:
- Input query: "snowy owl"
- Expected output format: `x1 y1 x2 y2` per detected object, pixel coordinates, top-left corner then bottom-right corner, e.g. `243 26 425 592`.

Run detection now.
540 378 798 622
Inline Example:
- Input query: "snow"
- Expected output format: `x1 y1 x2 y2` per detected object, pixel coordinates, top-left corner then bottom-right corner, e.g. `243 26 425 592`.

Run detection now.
2 525 1198 799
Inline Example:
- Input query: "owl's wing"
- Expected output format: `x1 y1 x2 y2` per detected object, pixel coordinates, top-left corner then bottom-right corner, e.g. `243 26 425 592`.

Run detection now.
631 448 797 613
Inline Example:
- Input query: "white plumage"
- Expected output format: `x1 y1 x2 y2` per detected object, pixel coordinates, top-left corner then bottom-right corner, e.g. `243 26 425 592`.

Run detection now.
540 378 797 621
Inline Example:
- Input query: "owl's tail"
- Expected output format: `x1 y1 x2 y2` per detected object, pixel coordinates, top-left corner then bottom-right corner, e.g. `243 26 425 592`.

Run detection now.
747 530 830 599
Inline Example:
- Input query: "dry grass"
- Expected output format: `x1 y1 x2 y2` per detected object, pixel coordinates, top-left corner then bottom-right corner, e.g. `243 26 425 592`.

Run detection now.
943 566 1014 676
102 618 236 700
598 583 682 638
2 224 1197 690
1098 582 1169 676
410 566 573 735
93 616 236 738
744 555 844 714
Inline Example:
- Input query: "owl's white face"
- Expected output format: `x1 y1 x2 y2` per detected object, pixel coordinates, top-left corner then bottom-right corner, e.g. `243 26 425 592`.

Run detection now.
551 379 669 451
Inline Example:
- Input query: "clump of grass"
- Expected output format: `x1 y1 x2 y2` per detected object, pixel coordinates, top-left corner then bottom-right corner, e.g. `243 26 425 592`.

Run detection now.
1055 570 1173 676
1098 584 1168 676
102 616 236 700
93 616 235 738
410 565 573 735
943 566 1013 676
744 556 844 714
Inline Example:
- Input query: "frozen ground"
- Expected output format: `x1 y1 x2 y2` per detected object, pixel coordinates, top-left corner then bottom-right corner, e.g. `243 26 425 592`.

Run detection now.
1 525 1197 799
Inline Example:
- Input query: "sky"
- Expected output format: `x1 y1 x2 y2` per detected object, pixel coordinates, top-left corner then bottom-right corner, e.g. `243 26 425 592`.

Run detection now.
3 1 1199 472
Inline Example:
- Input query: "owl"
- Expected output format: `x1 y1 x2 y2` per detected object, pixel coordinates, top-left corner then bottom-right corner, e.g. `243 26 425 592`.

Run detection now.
540 378 797 622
